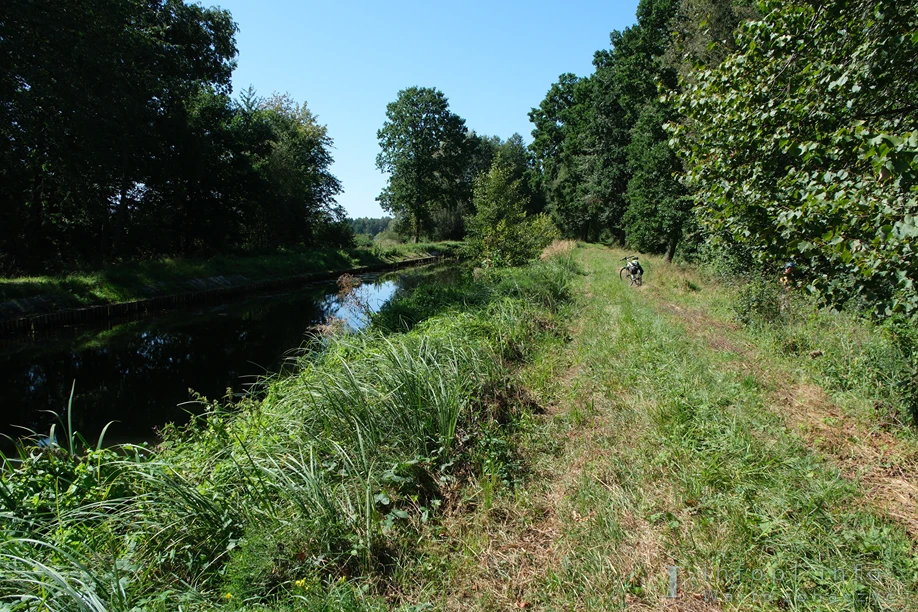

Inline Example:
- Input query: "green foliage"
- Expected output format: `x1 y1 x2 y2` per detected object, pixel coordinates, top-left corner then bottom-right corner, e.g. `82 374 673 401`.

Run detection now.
672 0 918 318
662 0 760 81
529 73 610 241
732 276 785 326
376 87 469 243
623 100 690 260
465 158 561 267
0 4 347 274
528 0 692 247
349 217 392 238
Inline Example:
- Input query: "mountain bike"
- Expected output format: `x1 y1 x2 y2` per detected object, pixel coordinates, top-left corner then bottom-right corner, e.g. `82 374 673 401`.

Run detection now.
620 256 643 286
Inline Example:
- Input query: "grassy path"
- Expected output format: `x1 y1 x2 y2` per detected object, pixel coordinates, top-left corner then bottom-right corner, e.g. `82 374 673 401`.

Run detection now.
422 245 918 611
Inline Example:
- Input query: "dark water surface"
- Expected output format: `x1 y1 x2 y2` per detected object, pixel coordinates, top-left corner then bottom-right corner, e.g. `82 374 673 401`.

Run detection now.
0 266 448 451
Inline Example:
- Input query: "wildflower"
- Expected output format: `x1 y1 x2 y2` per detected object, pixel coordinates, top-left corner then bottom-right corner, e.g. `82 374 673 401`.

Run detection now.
338 575 346 583
224 592 233 600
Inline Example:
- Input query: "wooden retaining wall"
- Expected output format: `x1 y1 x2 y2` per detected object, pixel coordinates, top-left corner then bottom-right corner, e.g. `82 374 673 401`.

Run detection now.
0 256 442 337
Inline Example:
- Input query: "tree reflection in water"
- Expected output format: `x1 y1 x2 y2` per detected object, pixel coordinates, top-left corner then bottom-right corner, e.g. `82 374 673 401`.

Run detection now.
0 266 455 450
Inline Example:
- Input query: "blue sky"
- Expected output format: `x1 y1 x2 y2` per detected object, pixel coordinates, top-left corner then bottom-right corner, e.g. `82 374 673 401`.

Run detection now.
215 0 641 218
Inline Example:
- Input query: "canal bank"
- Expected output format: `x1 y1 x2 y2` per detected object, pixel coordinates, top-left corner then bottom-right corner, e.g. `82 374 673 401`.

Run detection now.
0 253 451 336
0 263 460 450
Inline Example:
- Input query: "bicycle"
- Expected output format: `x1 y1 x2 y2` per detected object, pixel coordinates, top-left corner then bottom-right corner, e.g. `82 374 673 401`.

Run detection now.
620 256 643 286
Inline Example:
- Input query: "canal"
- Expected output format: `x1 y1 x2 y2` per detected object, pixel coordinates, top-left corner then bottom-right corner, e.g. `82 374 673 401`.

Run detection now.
0 265 450 451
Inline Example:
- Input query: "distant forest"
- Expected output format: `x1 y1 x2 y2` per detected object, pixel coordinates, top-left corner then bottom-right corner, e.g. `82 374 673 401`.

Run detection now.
349 217 392 238
3 0 916 317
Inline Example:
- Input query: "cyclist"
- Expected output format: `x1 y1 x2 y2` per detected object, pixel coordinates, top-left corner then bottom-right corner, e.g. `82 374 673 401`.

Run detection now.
781 261 796 290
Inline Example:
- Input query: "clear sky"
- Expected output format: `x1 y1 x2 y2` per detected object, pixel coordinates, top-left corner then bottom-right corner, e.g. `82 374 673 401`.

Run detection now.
213 0 641 218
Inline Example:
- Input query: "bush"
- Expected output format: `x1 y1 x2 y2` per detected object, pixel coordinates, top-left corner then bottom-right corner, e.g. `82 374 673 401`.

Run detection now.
314 220 356 249
465 158 560 268
733 276 784 326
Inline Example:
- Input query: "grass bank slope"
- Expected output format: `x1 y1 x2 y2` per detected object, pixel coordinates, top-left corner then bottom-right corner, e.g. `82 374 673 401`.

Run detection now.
0 246 577 611
414 244 918 610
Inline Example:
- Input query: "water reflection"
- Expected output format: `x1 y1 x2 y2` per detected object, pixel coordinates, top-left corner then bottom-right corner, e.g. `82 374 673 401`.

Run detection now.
0 267 447 450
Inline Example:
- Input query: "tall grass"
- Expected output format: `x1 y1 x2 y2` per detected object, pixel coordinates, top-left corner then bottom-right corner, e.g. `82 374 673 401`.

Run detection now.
730 275 918 426
0 252 575 610
483 246 918 610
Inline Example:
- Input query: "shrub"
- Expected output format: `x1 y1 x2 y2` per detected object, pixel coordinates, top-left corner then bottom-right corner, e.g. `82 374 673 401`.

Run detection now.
733 276 784 326
465 157 560 268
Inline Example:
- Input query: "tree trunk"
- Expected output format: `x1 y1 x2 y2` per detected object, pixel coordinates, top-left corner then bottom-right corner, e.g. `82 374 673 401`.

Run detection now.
664 234 678 264
112 139 131 256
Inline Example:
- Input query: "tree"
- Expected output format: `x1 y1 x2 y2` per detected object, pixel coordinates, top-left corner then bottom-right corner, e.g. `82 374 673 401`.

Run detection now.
672 0 918 316
529 74 601 240
0 0 237 268
376 87 468 242
466 156 559 267
427 130 495 241
623 101 689 261
662 0 759 81
350 217 392 237
254 93 344 247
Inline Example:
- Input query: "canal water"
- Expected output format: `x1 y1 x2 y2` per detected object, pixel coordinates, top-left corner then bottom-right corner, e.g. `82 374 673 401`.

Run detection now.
0 265 449 452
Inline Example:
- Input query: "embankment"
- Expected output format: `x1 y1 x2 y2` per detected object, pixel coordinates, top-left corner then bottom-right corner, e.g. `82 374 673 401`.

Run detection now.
0 243 461 335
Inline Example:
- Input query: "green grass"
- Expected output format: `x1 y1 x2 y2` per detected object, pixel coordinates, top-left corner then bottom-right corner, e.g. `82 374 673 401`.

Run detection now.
0 242 462 315
402 245 918 610
0 250 574 611
4 243 917 611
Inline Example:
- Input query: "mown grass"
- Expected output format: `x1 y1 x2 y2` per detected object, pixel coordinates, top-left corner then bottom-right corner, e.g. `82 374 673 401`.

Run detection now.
405 245 918 610
0 246 577 611
0 242 462 314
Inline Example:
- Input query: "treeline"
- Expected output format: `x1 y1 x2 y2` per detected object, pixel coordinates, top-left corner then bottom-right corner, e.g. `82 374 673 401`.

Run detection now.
527 0 759 258
524 0 918 317
349 217 391 238
371 4 755 259
374 87 544 244
1 0 347 275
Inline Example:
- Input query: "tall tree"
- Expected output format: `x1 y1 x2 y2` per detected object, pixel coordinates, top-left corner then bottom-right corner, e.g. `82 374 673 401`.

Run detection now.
376 87 468 242
529 74 600 240
622 101 689 261
0 0 237 268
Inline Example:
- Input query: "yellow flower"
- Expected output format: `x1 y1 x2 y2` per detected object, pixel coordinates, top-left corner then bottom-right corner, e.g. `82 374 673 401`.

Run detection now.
338 575 346 583
224 592 233 600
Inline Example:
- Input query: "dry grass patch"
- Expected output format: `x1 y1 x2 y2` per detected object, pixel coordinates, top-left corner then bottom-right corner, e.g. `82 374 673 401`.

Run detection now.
778 383 918 538
540 240 577 261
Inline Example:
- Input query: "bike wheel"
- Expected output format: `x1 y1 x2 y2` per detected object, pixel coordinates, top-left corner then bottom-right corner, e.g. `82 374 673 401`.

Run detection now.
634 275 642 287
619 267 629 281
